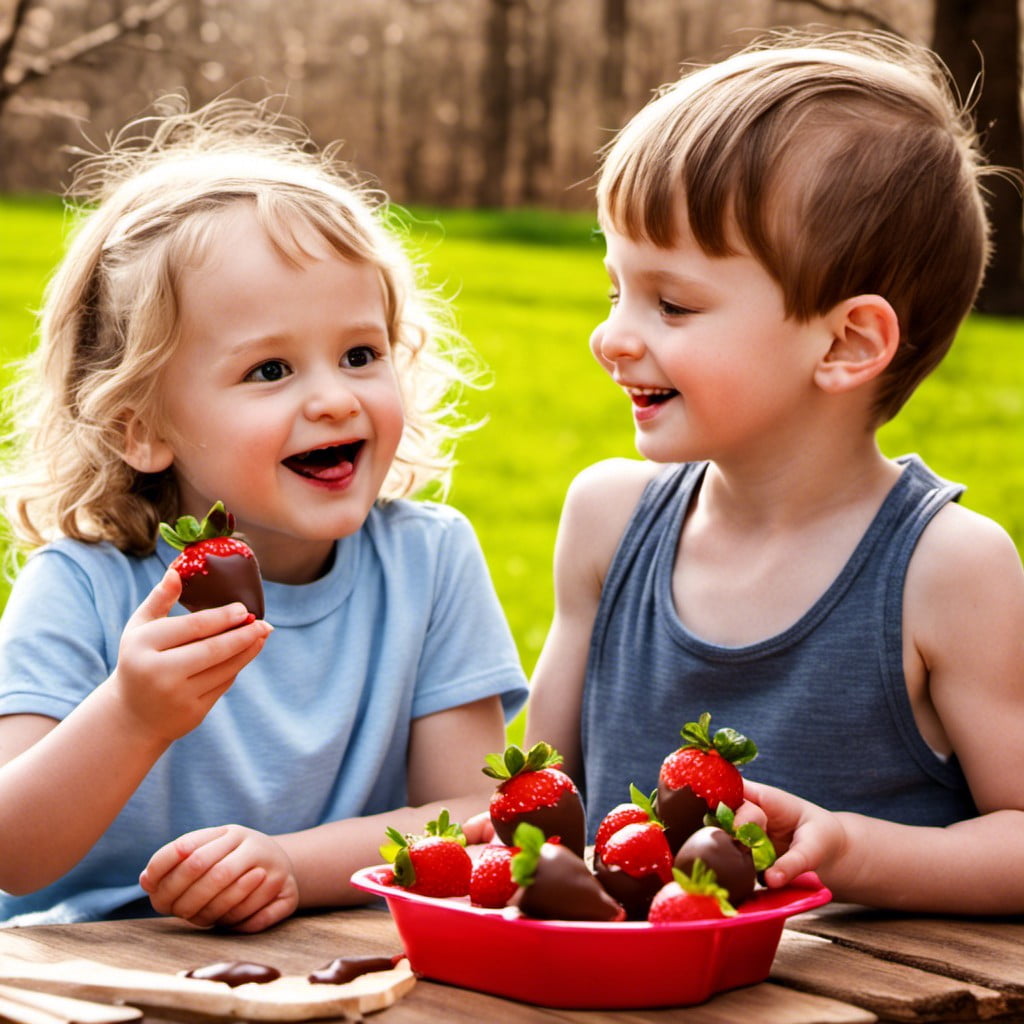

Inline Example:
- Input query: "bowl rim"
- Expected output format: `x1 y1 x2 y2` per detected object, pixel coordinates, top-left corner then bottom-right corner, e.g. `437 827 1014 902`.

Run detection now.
350 863 832 931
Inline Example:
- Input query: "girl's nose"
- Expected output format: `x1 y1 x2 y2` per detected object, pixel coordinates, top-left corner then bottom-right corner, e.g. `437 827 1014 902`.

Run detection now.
304 376 360 421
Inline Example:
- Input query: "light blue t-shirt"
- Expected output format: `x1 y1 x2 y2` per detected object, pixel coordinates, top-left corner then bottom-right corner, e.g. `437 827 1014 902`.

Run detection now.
0 500 528 925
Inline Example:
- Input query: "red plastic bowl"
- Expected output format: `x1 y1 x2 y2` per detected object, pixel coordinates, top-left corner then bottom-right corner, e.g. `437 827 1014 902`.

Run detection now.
351 864 830 1009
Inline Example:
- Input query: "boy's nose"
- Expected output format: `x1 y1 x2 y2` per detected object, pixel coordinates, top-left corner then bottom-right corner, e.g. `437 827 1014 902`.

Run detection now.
591 316 646 366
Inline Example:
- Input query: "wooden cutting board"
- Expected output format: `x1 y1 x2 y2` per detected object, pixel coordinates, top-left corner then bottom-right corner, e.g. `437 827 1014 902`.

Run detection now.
0 956 415 1021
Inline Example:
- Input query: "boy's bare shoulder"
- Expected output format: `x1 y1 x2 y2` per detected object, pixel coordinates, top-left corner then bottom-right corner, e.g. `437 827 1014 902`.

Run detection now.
907 500 1024 648
557 459 663 569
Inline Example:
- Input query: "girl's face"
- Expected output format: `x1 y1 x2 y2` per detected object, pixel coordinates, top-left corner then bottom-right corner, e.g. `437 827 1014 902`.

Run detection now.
151 205 404 584
590 216 833 468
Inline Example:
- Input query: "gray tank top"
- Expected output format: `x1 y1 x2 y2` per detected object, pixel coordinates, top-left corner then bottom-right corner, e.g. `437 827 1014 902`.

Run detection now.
579 455 977 839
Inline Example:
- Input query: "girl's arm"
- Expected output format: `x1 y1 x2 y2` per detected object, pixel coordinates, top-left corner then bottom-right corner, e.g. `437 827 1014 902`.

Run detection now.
0 569 271 895
526 459 658 777
140 695 507 932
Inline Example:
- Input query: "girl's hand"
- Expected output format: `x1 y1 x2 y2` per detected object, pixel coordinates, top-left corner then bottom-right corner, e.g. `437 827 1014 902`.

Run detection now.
740 779 849 889
111 569 272 742
140 824 299 932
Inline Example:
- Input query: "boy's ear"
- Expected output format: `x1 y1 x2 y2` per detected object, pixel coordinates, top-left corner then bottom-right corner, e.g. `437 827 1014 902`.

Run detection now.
121 410 174 474
814 295 900 395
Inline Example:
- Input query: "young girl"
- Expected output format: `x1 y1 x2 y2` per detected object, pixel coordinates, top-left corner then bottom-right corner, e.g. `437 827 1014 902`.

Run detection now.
0 98 527 929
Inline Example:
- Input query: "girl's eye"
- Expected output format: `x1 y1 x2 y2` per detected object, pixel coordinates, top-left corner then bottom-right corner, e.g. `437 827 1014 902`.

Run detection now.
246 360 291 383
343 346 378 369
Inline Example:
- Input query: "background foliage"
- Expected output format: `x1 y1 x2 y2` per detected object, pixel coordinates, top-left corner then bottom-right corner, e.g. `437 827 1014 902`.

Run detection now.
3 197 1023 695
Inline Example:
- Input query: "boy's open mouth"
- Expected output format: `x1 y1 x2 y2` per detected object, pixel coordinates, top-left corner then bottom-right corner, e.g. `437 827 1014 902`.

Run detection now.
629 387 678 408
283 441 364 481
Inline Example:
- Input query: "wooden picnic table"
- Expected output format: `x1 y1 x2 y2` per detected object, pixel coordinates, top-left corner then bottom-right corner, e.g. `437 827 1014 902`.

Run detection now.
0 901 1021 1023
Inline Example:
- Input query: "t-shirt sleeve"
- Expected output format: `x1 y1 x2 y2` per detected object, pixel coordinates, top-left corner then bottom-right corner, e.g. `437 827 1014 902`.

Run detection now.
411 512 528 722
0 548 115 719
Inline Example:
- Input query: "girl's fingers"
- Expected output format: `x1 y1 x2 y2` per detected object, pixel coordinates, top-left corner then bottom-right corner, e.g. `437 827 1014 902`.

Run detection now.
126 569 182 628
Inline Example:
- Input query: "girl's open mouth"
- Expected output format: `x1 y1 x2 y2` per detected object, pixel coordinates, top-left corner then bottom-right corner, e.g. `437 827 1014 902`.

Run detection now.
283 441 364 482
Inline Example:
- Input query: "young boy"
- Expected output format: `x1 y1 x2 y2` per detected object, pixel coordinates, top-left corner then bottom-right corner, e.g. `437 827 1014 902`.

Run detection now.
526 31 1024 913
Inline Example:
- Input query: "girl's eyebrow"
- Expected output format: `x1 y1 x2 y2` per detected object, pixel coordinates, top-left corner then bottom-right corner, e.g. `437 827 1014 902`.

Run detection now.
221 322 390 356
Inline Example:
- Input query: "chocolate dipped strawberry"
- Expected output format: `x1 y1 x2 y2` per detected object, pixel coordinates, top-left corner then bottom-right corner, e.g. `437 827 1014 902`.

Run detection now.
594 784 660 860
674 803 776 906
483 742 586 857
160 501 264 618
594 819 673 920
656 712 758 854
509 823 623 922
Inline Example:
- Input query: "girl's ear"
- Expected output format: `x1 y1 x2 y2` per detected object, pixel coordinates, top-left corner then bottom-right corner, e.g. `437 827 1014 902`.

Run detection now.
814 295 900 395
121 411 174 474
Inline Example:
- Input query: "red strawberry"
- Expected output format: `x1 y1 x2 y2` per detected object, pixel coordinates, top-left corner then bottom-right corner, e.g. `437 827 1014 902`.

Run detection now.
594 783 660 860
160 501 264 618
675 802 776 906
657 712 757 853
647 860 737 923
594 820 673 919
483 742 586 857
509 823 623 922
381 810 472 898
469 844 519 908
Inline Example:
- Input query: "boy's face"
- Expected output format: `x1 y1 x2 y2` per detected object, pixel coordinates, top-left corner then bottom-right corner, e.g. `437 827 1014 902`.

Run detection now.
591 216 834 467
152 204 404 584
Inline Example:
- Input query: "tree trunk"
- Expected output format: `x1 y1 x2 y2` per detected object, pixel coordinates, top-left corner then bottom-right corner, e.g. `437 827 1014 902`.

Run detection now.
932 0 1024 314
477 0 516 207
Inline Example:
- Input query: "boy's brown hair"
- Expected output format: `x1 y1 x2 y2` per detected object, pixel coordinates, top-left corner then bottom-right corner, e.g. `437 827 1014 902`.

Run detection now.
597 31 994 423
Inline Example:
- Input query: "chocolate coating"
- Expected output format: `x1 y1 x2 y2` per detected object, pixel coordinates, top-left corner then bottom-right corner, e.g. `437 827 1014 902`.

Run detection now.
184 961 280 987
179 552 265 619
492 786 586 858
308 956 397 985
675 826 755 905
510 843 623 921
593 852 664 920
656 782 711 855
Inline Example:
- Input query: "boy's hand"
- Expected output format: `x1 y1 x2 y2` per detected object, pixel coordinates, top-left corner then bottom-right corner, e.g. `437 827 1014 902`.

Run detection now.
740 779 848 889
111 569 271 742
140 824 298 932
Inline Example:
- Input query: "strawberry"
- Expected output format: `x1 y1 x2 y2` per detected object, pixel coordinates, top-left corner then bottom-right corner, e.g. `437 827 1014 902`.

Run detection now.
380 809 472 898
675 802 776 906
647 860 737 924
656 712 757 853
594 783 660 860
483 742 586 857
594 819 673 919
469 843 519 908
509 823 623 922
160 501 264 618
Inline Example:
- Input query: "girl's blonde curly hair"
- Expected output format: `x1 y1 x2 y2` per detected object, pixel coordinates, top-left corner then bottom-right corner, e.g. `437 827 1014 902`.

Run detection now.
3 97 481 561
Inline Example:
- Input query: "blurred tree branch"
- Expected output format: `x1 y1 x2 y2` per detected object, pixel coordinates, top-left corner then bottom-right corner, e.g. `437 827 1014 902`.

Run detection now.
0 0 180 116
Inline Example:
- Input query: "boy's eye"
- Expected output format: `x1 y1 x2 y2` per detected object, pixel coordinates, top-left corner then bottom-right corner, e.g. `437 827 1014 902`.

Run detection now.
343 346 378 369
607 290 620 306
660 299 693 316
246 360 291 383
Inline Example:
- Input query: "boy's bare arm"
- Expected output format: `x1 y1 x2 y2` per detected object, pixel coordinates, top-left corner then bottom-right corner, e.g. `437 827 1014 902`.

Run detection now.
526 459 657 779
748 503 1024 913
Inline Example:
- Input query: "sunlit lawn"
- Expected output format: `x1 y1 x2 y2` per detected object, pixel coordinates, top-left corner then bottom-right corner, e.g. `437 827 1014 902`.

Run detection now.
2 197 1024 743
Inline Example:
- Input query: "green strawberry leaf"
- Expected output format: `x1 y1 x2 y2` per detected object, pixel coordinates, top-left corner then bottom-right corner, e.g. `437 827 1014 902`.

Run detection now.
736 823 777 871
425 808 466 844
628 783 661 824
712 727 758 766
673 858 737 917
510 821 546 887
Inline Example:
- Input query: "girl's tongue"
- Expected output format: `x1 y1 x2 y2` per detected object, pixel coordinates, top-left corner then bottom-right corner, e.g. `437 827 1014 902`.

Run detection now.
284 442 362 481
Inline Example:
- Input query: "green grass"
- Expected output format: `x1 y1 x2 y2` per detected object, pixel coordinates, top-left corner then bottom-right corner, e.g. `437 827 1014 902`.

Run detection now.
2 198 1023 738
